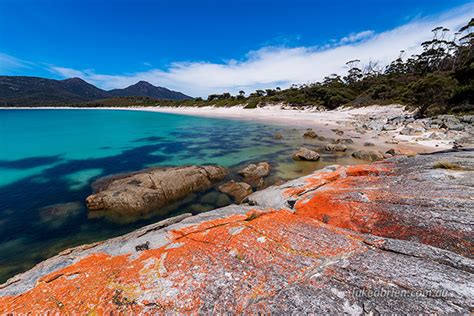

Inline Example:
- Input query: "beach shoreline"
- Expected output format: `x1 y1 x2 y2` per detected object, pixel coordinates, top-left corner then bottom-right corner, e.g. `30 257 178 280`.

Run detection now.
1 104 466 152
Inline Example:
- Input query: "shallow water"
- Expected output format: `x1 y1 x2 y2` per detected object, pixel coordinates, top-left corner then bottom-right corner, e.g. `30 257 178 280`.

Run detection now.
0 109 363 282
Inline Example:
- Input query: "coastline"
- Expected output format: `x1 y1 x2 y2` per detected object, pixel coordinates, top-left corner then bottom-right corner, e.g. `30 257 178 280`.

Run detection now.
1 104 459 152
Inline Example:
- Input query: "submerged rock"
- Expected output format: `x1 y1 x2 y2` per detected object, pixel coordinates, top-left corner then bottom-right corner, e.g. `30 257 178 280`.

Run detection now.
292 147 320 161
325 143 347 152
86 165 227 214
303 130 318 138
332 138 354 144
0 151 473 314
238 162 271 189
238 162 271 179
352 149 385 162
273 133 283 140
218 180 253 203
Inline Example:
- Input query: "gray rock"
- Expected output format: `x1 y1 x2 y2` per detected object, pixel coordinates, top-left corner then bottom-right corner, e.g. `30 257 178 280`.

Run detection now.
86 165 227 214
218 181 253 203
325 143 347 152
292 147 320 161
332 138 354 144
303 130 318 138
352 150 385 162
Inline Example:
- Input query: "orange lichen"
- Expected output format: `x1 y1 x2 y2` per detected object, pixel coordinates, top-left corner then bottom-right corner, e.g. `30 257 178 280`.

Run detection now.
1 160 470 313
0 208 367 314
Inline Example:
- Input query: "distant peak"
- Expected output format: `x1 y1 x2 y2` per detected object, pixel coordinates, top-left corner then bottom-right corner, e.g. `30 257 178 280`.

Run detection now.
62 77 87 84
135 80 154 86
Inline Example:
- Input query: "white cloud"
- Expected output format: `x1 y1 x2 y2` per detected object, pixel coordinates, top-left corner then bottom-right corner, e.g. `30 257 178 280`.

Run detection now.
0 53 32 73
338 30 375 44
43 4 474 97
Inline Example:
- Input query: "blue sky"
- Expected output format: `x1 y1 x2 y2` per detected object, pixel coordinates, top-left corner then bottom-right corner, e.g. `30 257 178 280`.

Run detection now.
0 0 473 96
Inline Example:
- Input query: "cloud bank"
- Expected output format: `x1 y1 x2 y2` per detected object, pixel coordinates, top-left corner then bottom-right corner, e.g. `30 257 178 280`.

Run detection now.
6 4 474 97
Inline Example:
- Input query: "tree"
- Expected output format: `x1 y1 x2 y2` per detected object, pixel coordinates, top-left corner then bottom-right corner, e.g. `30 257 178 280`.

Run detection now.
403 73 457 116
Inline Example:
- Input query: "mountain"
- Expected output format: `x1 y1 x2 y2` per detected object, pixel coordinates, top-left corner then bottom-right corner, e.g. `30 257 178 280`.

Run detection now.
0 76 192 106
109 81 192 100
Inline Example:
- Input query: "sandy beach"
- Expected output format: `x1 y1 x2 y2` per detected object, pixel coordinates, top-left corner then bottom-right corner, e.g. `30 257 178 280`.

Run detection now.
3 104 467 152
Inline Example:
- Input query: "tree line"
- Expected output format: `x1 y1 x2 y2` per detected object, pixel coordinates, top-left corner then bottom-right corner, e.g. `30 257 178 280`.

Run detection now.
170 18 473 117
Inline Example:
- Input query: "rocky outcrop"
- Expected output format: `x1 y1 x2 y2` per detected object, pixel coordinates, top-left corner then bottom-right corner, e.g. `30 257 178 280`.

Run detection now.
218 181 253 203
86 165 227 214
292 147 320 161
1 150 472 314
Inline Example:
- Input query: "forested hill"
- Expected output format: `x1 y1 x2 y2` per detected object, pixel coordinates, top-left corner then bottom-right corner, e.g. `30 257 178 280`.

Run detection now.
0 77 192 106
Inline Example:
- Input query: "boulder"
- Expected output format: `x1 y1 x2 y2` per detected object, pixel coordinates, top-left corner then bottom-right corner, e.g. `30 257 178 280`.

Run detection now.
400 123 425 136
86 165 227 214
238 162 271 188
238 162 271 179
303 130 318 138
273 133 283 140
352 150 385 162
385 139 399 144
325 143 347 152
332 138 354 145
332 128 344 135
386 148 417 157
292 147 320 161
218 181 253 203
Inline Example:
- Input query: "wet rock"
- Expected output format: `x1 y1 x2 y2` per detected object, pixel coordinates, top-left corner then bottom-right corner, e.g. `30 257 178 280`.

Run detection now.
292 147 320 161
332 138 354 144
86 165 227 214
273 133 283 140
303 130 318 138
238 162 271 189
363 142 375 147
325 144 347 152
386 148 417 157
238 162 271 179
39 202 83 227
218 181 253 203
332 128 344 135
352 150 385 162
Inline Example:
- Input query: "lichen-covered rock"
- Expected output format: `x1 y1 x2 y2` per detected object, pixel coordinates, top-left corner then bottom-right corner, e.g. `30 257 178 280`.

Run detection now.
218 180 253 203
352 149 385 162
292 147 320 161
1 150 472 314
86 165 227 214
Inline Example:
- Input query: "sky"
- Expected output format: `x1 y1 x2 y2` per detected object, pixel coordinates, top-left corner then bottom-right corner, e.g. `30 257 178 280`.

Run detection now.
0 0 473 97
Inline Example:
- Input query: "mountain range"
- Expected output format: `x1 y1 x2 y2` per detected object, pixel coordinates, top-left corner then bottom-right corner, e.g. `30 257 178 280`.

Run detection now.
0 76 192 106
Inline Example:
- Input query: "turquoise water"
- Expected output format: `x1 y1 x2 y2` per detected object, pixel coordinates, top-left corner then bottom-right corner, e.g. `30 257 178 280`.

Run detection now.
0 109 360 282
